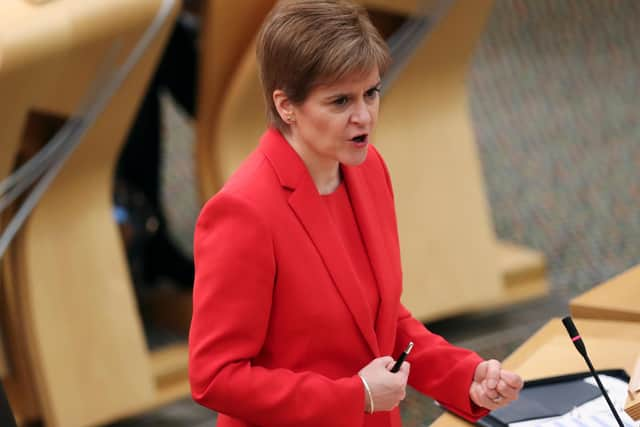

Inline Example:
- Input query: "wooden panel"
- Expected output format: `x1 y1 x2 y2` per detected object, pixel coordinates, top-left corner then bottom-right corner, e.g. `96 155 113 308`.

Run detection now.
494 242 548 306
374 0 502 320
0 253 43 425
628 356 640 419
432 318 640 426
0 3 76 421
0 0 180 426
151 343 189 388
2 242 41 422
570 264 640 322
0 327 6 379
196 0 276 199
114 343 190 419
211 39 267 185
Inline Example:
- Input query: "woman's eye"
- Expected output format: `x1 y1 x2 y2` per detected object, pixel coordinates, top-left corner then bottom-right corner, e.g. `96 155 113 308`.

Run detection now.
365 87 380 98
333 96 348 106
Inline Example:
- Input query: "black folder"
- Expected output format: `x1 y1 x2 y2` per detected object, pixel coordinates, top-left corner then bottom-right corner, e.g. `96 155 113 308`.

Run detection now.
475 369 629 427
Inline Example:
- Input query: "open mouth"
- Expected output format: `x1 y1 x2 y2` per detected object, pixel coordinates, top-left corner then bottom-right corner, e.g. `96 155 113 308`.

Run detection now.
351 134 368 143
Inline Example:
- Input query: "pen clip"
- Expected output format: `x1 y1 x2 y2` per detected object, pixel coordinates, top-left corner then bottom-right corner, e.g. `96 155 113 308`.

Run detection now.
404 342 414 355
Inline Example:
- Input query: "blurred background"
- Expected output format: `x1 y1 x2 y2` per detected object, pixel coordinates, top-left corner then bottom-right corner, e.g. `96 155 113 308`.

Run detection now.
2 0 640 426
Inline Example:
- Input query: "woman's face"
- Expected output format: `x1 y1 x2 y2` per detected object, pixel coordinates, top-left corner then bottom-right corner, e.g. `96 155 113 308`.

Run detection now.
285 67 381 178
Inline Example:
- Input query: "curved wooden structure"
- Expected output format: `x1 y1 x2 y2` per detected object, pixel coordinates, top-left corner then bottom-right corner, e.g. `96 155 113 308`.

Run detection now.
570 264 640 323
196 0 548 322
195 0 277 199
373 0 549 318
0 1 190 426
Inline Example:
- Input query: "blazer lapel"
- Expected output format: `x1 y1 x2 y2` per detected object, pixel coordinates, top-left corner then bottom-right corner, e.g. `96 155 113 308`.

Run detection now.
343 163 400 355
260 129 380 357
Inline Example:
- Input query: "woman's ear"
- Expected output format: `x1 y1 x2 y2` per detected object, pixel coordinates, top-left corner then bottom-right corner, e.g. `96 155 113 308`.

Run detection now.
273 89 296 125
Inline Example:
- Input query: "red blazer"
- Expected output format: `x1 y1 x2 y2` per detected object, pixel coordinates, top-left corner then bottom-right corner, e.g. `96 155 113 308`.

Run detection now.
189 128 487 427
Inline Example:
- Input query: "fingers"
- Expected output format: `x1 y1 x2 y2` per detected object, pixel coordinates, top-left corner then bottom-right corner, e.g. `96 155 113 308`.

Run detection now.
500 370 524 389
483 359 501 390
377 356 394 368
385 359 395 371
496 370 523 402
368 357 394 374
496 380 518 402
482 384 500 402
471 361 524 411
475 360 501 401
396 362 409 401
470 383 501 410
386 359 411 375
360 356 409 412
398 361 410 376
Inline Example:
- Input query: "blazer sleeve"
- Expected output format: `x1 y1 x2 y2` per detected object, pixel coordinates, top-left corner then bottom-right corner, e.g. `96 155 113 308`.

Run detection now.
189 192 365 427
395 305 489 421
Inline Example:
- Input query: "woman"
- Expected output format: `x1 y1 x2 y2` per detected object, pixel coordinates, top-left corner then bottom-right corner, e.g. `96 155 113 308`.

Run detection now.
188 1 523 426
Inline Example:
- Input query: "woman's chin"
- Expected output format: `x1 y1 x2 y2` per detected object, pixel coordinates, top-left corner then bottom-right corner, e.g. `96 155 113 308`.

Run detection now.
341 146 369 167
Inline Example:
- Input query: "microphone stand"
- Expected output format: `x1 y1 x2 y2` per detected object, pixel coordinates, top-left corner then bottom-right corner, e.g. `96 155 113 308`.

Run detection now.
562 316 624 427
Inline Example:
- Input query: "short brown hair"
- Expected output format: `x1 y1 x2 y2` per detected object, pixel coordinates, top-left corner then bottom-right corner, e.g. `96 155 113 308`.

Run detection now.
256 0 391 131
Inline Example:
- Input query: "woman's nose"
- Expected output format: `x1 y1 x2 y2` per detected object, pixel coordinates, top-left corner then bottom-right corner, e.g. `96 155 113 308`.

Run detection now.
350 101 372 125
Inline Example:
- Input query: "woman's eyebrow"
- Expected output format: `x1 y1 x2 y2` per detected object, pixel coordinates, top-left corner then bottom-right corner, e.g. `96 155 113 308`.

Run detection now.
325 81 382 99
324 91 350 101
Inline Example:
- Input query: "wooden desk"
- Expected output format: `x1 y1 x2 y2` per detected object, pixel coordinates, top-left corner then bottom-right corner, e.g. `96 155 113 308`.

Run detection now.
0 1 186 426
570 264 640 322
431 318 640 426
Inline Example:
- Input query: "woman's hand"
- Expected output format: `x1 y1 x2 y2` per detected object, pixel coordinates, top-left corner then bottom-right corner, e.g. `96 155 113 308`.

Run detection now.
469 359 523 410
358 356 410 413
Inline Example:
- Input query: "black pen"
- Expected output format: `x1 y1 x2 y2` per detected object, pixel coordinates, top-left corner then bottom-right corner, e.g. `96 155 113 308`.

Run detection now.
390 341 414 373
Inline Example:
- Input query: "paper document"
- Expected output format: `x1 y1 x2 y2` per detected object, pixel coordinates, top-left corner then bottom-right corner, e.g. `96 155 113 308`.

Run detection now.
510 375 638 427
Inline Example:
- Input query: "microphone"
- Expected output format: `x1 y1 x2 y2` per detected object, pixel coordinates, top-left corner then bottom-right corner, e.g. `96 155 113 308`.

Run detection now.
562 316 624 427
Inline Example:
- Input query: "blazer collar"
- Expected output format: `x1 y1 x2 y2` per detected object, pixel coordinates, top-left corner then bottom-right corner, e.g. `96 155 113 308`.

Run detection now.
259 128 388 357
259 128 306 191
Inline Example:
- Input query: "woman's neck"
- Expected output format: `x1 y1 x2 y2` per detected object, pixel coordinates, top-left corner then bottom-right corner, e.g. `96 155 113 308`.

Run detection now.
283 131 341 195
315 171 341 195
